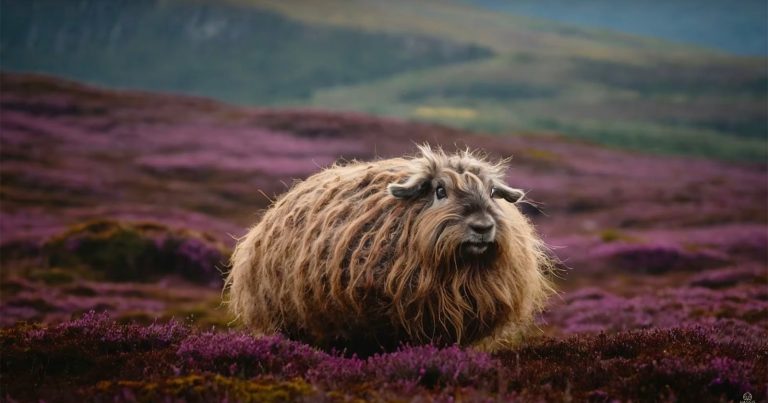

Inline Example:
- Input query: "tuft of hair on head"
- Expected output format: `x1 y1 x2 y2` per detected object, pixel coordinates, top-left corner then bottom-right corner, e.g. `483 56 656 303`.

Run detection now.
388 144 525 204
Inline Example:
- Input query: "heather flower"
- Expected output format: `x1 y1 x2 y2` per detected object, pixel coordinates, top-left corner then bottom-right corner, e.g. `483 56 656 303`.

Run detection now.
177 332 325 378
40 310 189 348
366 344 503 389
688 265 767 289
589 242 728 274
543 284 768 344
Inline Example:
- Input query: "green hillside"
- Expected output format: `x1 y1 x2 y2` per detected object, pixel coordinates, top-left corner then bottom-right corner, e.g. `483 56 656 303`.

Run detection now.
307 52 766 162
0 0 492 104
2 0 765 161
243 0 766 162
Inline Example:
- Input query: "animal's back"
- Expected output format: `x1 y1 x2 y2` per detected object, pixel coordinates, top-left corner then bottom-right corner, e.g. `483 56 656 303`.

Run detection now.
227 158 415 351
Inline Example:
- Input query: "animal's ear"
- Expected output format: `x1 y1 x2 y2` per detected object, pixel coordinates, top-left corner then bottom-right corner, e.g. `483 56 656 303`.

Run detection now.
491 183 525 203
388 175 430 199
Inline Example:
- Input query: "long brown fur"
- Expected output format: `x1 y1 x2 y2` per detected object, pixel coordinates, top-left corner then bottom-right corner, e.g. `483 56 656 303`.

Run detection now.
225 145 554 354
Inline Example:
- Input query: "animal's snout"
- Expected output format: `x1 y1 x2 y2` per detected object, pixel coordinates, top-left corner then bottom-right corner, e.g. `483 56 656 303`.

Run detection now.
467 214 495 236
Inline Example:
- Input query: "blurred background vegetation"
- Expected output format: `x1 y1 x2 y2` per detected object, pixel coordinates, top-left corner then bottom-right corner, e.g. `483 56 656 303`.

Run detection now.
1 0 766 161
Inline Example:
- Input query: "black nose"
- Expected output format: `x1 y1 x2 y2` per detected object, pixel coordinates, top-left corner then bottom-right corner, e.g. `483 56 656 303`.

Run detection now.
469 218 495 235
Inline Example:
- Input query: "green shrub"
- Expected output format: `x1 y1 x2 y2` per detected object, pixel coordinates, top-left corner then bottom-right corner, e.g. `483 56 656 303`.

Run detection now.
43 220 227 285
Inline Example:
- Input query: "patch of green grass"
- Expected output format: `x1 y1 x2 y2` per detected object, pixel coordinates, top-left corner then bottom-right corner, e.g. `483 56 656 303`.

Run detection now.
599 229 640 243
401 81 560 102
307 50 766 162
531 118 768 162
568 57 768 97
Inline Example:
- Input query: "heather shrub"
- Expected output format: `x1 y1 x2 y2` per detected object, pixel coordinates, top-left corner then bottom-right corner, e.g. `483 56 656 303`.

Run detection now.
307 354 368 386
43 220 227 285
544 285 768 343
495 328 764 402
174 329 508 393
1 312 189 398
52 311 189 348
177 332 325 379
307 344 505 392
591 242 728 274
2 313 763 402
366 344 504 389
0 238 42 266
688 265 767 289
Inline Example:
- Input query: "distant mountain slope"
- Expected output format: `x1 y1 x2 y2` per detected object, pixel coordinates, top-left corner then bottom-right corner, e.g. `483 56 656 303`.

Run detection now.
309 51 766 162
233 0 688 55
241 0 767 162
0 0 492 104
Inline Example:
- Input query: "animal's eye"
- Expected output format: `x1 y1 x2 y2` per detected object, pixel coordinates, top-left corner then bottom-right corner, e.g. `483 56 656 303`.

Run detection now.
490 187 496 198
435 185 447 199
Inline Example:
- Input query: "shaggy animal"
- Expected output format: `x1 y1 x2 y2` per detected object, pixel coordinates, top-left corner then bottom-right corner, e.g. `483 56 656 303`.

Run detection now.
226 146 553 354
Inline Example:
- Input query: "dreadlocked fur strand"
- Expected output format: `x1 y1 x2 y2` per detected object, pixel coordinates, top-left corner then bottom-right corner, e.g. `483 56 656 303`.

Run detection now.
225 145 554 355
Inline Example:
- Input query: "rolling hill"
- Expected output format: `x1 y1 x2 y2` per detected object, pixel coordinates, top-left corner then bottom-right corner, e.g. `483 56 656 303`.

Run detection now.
1 0 766 161
0 0 492 104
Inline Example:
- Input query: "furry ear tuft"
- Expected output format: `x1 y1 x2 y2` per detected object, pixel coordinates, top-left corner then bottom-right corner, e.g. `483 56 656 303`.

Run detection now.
492 183 525 203
388 175 430 199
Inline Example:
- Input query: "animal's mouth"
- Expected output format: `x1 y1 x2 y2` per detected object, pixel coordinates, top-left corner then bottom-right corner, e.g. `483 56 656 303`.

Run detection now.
461 241 493 255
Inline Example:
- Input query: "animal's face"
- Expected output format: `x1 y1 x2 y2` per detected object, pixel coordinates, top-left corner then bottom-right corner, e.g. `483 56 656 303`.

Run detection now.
388 147 525 264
